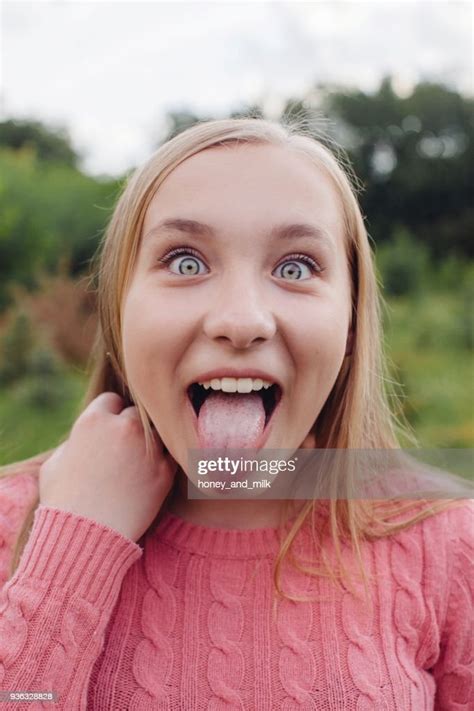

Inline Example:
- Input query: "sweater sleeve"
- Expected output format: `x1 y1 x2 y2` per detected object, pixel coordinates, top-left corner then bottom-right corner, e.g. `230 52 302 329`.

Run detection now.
431 501 474 711
0 493 143 710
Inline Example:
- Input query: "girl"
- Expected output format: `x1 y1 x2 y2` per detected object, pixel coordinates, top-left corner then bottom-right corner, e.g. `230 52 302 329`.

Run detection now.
0 117 472 710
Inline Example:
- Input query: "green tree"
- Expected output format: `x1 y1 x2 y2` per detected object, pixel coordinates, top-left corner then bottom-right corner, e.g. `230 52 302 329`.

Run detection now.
0 147 119 310
0 118 79 168
320 77 473 260
375 226 431 297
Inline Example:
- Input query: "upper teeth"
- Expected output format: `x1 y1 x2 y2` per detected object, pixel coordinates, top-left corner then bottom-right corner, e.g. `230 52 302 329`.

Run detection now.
198 377 273 393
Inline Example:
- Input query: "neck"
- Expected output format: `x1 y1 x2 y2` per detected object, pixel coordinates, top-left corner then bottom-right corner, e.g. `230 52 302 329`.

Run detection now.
163 466 303 530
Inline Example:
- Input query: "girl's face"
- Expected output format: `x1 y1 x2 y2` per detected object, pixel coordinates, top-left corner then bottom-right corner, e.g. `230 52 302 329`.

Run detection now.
122 143 353 472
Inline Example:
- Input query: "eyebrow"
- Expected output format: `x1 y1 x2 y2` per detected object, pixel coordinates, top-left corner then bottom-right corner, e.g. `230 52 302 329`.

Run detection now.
143 218 335 250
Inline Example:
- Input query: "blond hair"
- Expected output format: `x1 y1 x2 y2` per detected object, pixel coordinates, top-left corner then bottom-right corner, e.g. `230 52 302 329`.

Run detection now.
0 116 459 599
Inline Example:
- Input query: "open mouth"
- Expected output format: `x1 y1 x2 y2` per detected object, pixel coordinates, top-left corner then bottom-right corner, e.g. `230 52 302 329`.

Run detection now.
187 383 283 428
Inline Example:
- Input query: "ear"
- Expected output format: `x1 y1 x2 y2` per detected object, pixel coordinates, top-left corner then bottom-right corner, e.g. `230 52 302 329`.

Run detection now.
345 328 354 357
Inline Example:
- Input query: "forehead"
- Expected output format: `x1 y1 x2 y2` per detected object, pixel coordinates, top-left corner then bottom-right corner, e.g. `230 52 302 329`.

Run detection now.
143 143 346 249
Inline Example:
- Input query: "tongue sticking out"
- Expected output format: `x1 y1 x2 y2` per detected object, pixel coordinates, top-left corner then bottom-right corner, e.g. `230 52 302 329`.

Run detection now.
197 392 266 449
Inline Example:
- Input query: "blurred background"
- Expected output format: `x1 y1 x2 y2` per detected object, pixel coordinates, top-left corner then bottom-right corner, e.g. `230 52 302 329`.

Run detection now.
0 0 472 464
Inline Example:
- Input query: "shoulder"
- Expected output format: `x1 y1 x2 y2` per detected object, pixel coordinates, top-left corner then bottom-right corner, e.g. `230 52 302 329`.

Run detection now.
414 502 474 701
383 499 473 562
379 500 473 616
368 501 473 671
428 500 473 604
0 471 39 584
377 498 472 542
409 499 472 552
421 500 472 590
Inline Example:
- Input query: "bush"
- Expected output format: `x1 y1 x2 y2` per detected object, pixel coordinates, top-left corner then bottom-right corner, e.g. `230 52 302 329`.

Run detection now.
460 277 474 350
0 146 118 312
0 309 35 384
0 307 72 408
3 264 97 368
17 372 69 410
28 347 61 378
375 227 431 297
14 346 69 409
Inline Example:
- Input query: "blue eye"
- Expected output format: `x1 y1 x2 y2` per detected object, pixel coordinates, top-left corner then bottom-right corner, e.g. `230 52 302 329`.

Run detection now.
158 247 207 276
273 255 321 281
158 248 323 280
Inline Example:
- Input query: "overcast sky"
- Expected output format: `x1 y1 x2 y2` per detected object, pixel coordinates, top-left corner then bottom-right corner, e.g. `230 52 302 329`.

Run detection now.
1 0 472 176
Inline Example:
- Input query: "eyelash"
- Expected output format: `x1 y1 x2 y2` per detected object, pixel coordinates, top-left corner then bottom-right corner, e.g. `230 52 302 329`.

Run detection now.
157 245 325 277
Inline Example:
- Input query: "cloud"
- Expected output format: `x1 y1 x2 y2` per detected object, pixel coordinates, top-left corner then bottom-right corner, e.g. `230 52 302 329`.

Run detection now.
1 0 471 175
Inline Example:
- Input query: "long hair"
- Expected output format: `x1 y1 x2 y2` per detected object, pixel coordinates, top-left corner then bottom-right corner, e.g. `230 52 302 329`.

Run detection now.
0 117 460 598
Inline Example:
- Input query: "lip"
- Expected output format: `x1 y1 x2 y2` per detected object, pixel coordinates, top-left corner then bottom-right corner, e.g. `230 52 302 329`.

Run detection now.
184 384 284 450
188 368 283 390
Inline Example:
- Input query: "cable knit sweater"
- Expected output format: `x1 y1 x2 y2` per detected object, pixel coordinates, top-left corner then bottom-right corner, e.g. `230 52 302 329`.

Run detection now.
0 472 472 710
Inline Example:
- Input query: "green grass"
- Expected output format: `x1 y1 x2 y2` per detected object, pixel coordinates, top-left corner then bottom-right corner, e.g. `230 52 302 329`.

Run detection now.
0 370 86 465
382 291 473 448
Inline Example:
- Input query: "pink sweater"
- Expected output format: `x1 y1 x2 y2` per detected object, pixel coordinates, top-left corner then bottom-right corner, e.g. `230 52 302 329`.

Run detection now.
0 472 472 710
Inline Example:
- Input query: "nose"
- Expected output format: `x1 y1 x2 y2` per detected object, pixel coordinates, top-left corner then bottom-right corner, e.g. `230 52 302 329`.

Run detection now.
202 273 277 349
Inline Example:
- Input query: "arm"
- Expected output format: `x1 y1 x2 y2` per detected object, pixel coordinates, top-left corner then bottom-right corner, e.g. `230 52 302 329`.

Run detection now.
0 503 142 709
432 502 473 711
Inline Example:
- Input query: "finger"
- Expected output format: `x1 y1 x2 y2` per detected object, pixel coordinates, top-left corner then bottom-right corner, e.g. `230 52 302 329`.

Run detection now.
119 405 141 421
45 441 68 463
86 391 124 416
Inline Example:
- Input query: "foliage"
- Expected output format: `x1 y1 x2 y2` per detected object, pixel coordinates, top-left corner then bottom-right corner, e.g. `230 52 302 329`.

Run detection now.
0 310 35 384
460 272 474 350
375 226 431 297
383 291 473 448
0 311 74 410
16 356 70 410
320 77 473 260
0 147 118 311
0 267 97 374
0 370 85 465
0 118 79 167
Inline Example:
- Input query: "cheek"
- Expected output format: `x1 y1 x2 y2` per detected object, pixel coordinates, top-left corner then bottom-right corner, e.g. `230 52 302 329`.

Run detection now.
288 304 349 427
121 285 198 391
286 298 349 370
121 287 167 389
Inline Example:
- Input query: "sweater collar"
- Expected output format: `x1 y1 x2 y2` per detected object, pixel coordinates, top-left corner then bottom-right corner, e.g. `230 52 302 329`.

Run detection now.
148 507 314 558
